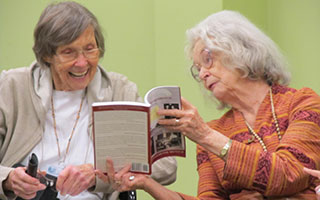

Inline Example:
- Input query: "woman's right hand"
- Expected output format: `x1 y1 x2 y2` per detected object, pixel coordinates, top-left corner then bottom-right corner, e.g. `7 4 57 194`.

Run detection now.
157 97 230 157
3 167 46 199
157 97 213 145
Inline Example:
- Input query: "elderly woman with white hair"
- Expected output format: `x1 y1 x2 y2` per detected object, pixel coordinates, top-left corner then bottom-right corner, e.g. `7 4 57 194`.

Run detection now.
96 10 320 199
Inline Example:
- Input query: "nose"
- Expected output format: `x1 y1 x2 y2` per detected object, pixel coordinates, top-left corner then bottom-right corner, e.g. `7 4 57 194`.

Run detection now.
74 52 88 66
199 67 210 81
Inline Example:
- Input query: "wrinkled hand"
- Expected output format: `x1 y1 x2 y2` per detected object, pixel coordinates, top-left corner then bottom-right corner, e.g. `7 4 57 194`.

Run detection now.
303 167 320 199
157 97 212 144
3 167 46 199
304 167 320 179
56 164 95 196
95 159 148 192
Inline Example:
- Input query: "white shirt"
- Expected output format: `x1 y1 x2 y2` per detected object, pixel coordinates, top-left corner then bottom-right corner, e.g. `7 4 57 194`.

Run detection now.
22 89 103 200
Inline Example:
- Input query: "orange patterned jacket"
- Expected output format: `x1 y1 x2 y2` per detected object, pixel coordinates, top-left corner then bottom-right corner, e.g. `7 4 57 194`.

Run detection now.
179 85 320 199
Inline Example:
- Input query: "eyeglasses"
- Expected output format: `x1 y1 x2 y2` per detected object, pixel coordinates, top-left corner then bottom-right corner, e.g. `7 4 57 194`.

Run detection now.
190 48 213 82
56 48 100 63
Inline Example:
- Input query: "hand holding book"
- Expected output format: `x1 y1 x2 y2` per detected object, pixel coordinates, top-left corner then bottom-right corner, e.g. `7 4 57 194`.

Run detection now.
92 86 185 174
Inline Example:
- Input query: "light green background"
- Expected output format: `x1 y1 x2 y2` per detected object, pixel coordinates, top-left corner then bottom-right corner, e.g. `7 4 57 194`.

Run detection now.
1 0 319 199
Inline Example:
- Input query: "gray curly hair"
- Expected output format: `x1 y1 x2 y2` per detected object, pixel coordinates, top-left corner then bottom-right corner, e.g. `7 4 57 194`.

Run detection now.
186 10 291 86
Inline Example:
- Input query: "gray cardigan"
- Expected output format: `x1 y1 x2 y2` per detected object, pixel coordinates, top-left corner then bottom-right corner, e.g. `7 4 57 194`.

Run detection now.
0 62 177 200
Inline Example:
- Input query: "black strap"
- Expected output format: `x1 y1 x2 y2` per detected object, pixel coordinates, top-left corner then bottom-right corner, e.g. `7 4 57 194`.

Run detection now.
119 190 137 200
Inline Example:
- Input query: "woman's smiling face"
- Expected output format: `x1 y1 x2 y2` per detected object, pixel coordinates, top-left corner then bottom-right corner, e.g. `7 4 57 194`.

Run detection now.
46 26 100 91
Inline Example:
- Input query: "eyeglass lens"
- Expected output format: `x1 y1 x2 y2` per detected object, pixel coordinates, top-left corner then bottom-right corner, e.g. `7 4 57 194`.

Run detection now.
191 49 212 81
58 48 99 62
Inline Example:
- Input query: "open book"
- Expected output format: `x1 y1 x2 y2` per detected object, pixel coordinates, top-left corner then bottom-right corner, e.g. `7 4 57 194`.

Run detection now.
92 86 185 174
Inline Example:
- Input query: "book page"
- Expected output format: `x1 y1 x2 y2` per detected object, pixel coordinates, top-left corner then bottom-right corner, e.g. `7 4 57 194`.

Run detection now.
144 86 186 162
93 106 150 174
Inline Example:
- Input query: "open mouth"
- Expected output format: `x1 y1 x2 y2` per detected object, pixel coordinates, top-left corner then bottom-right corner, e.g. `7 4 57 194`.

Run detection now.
69 70 88 78
208 82 216 90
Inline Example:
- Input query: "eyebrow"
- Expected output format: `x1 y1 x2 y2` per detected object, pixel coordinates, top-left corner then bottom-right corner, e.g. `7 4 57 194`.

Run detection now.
60 42 97 50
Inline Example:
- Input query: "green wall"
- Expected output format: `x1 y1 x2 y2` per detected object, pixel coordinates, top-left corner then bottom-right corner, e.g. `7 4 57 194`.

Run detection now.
267 0 320 92
224 0 320 94
1 0 319 199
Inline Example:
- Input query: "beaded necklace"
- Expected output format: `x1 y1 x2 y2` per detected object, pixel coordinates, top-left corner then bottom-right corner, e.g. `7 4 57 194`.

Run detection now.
51 92 85 163
244 88 281 152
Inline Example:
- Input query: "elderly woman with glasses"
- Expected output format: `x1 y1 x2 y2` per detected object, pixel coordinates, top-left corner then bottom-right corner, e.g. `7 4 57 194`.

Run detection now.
0 2 177 200
96 10 320 199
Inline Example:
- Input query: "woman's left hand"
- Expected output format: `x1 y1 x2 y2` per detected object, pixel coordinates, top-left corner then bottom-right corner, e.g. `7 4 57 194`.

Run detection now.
56 164 95 196
95 159 148 192
157 97 213 144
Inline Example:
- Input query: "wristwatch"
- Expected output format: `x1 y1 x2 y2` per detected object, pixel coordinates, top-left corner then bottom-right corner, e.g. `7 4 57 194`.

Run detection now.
219 139 232 158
